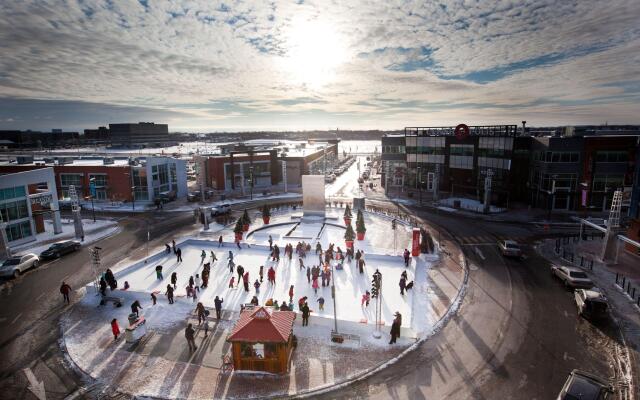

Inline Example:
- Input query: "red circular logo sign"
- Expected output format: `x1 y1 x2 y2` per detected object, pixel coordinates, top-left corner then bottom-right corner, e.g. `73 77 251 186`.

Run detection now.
455 124 470 140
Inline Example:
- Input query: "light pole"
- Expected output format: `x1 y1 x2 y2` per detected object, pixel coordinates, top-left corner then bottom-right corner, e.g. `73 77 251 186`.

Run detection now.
416 166 422 206
331 261 338 334
249 166 254 200
131 186 136 211
547 175 557 221
89 177 96 222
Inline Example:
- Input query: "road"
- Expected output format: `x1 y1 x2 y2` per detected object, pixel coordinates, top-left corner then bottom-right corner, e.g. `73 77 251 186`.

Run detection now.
313 208 624 399
0 210 199 399
0 196 626 399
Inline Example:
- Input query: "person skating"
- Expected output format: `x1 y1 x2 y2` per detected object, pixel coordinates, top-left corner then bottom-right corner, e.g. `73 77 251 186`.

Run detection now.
201 268 209 288
268 235 273 250
389 312 402 344
259 265 264 283
250 296 259 306
111 318 120 341
171 272 177 289
236 238 241 250
165 243 171 254
403 249 411 267
195 274 202 290
172 239 176 254
60 281 71 304
105 269 117 290
228 276 235 288
399 276 407 295
155 265 163 280
361 290 370 307
201 250 206 263
268 266 275 284
185 323 197 352
218 235 223 247
176 247 183 263
210 251 217 263
301 302 311 326
317 297 325 311
254 279 261 294
358 257 366 274
312 276 319 294
196 302 206 324
214 296 224 320
151 292 157 305
203 319 209 338
99 277 107 296
243 271 250 292
165 284 174 304
288 285 294 302
306 266 311 284
131 300 143 317
189 275 198 293
315 242 322 255
236 264 244 286
279 301 289 311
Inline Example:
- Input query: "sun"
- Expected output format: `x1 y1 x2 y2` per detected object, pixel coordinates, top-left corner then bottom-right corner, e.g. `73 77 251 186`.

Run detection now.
279 18 347 89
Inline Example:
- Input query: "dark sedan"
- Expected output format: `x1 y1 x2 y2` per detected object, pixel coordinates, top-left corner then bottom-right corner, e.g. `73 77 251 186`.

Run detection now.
40 240 81 260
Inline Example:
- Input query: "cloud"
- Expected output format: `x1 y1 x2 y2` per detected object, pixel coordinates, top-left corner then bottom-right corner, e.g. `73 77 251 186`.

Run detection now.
0 0 638 131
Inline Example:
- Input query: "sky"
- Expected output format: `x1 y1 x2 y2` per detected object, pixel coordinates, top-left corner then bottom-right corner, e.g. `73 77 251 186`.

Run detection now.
0 0 639 132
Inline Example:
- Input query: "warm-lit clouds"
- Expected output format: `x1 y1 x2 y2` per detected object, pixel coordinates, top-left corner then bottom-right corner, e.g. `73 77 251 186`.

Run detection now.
0 0 639 131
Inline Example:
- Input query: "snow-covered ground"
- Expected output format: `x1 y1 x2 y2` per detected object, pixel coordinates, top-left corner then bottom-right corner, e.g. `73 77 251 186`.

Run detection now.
12 218 119 256
439 197 505 213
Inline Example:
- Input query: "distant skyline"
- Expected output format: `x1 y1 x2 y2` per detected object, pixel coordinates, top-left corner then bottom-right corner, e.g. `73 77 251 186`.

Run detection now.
1 1 639 132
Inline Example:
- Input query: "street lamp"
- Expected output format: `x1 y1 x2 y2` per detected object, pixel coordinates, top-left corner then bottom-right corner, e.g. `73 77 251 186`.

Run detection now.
249 166 254 200
131 186 136 211
89 178 96 222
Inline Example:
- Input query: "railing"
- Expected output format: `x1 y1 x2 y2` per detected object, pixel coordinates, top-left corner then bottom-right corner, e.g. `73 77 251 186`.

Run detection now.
615 273 640 307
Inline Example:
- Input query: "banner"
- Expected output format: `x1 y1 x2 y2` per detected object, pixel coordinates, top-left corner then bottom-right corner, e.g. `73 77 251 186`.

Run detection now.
412 228 421 257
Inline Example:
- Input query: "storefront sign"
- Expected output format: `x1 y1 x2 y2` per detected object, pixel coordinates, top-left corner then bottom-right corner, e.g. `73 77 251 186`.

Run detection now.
30 193 53 206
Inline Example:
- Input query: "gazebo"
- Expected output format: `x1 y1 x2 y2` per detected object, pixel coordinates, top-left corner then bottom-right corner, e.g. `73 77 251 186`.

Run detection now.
227 306 297 374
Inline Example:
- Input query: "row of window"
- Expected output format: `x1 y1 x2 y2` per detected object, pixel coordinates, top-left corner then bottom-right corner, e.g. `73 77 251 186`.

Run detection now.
533 151 580 163
0 200 29 223
594 151 629 163
5 221 32 242
382 145 406 154
0 186 27 201
450 145 474 157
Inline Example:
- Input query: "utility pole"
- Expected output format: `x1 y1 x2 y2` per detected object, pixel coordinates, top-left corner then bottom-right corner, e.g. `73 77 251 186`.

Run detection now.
331 261 338 334
69 185 84 240
89 177 96 222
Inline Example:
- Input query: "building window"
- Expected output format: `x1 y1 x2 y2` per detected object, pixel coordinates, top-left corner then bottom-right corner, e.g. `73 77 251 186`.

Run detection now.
60 174 84 198
0 186 26 201
595 151 628 163
450 144 474 157
5 220 32 242
0 200 29 222
170 163 177 185
89 174 107 187
592 175 624 192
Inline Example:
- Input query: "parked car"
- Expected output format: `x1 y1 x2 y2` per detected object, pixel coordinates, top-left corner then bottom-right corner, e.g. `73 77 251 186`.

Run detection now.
40 240 81 260
498 240 523 258
0 254 40 278
187 191 201 202
156 190 177 204
210 203 231 217
557 369 612 399
325 174 336 183
575 289 608 320
551 265 594 289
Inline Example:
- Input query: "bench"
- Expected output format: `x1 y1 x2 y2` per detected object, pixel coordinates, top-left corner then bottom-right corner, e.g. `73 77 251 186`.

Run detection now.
100 295 123 307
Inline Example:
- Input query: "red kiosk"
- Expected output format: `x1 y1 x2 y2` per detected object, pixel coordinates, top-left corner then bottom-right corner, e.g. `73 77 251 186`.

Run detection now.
227 306 297 374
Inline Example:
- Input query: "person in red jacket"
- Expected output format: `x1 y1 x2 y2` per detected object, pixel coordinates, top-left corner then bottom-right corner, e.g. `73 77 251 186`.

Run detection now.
60 281 72 304
242 271 250 292
111 318 120 341
288 285 294 302
268 266 276 284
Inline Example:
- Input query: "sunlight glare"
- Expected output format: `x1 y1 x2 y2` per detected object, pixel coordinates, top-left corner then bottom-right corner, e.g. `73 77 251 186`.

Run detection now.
280 18 347 89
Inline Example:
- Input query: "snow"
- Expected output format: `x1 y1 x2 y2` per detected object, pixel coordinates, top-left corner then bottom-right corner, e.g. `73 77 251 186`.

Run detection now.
12 218 119 256
439 197 505 213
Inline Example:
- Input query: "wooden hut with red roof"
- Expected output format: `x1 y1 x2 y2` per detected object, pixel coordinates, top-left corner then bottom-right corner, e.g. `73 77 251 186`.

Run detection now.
227 306 297 374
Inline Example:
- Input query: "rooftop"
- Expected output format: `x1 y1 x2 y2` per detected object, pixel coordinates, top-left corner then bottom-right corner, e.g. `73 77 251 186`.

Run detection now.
0 156 177 167
227 306 297 343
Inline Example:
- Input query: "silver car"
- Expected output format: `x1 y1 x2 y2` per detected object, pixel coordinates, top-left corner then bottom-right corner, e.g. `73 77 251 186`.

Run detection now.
0 254 40 278
551 265 594 289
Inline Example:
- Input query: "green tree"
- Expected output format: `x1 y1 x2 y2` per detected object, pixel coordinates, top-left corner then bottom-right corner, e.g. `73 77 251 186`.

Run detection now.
344 223 356 241
344 204 352 218
356 209 366 234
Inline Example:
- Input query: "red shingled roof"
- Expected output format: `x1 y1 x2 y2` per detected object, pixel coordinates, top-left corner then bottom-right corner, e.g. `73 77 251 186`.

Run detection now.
227 307 296 343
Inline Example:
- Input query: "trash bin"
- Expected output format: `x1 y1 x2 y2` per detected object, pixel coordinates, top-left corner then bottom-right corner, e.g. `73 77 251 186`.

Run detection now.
128 313 139 325
453 200 461 209
220 194 226 201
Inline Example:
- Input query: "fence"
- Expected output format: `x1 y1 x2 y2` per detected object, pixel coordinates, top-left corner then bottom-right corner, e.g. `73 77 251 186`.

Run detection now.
615 273 640 307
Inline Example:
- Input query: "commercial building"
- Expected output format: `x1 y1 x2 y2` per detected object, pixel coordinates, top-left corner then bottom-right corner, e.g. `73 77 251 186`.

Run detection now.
0 130 80 149
194 140 339 193
0 156 187 205
381 125 520 206
81 122 172 148
381 125 640 212
0 168 62 250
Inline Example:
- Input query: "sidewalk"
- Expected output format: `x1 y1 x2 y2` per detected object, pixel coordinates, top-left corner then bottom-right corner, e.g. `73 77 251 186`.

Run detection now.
537 239 639 398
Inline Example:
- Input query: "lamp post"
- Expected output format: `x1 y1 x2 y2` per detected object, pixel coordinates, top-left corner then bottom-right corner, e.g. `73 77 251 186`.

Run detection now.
547 175 557 221
89 177 96 222
131 186 136 211
331 261 338 334
249 166 254 200
416 166 422 206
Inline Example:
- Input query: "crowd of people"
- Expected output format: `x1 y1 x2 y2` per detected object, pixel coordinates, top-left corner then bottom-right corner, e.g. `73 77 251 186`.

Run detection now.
93 235 414 351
